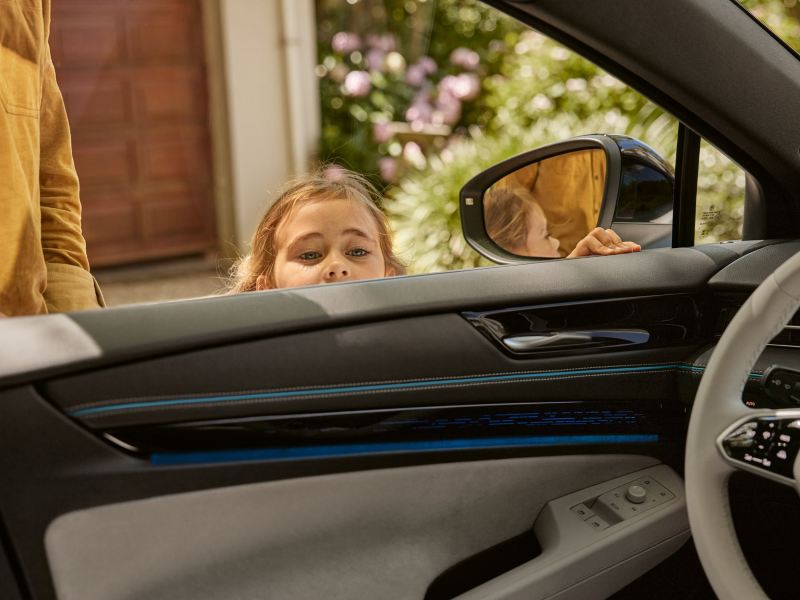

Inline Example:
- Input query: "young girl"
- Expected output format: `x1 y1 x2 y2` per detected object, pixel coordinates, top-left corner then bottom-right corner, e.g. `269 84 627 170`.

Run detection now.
484 187 641 258
229 168 405 292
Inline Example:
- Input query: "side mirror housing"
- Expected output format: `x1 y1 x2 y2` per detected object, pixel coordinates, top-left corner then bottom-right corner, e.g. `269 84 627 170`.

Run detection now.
459 134 674 262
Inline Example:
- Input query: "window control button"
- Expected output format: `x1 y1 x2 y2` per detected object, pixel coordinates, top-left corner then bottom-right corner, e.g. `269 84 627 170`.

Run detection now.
570 503 594 520
586 515 609 530
594 477 674 520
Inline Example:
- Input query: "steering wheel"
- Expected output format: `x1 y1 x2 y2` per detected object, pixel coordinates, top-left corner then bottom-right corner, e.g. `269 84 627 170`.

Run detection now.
686 250 800 599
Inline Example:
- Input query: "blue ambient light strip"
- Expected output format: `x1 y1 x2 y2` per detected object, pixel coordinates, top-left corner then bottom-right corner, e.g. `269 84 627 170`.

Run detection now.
150 434 660 466
70 363 750 418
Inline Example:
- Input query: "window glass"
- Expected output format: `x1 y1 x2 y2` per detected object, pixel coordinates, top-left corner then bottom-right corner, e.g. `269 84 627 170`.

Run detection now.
47 0 794 308
693 0 799 245
695 141 746 244
315 0 679 273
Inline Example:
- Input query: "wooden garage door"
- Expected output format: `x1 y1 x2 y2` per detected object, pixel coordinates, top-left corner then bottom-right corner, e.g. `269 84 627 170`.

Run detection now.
50 0 217 267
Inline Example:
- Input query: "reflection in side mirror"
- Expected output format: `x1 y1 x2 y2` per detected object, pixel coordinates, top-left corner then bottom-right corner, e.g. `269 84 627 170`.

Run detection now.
459 135 674 263
483 149 606 258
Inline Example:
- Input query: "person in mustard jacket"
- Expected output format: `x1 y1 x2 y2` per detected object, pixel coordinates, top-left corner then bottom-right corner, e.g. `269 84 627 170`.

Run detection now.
0 0 103 317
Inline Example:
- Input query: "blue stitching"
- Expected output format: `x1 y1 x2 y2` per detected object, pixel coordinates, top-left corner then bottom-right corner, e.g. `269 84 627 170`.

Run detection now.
68 363 762 418
69 364 678 417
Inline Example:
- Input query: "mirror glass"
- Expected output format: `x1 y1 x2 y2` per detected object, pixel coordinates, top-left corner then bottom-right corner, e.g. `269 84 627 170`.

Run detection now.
482 149 606 258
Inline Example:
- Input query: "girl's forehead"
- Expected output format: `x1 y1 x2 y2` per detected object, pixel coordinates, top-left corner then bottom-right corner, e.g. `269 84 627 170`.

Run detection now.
528 201 546 221
278 197 381 238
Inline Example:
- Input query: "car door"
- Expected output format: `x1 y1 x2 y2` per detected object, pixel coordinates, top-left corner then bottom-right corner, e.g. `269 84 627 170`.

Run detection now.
0 247 714 600
5 239 795 600
2 1 800 600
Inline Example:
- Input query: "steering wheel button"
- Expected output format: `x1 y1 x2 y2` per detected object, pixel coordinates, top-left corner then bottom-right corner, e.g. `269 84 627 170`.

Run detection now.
723 423 757 448
780 434 791 442
777 449 788 460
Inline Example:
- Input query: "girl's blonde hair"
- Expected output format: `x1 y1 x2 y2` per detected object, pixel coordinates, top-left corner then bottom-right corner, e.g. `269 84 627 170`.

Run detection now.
484 187 533 252
229 167 405 292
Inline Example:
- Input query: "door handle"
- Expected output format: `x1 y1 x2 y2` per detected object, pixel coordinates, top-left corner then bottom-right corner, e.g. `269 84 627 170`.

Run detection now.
502 329 650 352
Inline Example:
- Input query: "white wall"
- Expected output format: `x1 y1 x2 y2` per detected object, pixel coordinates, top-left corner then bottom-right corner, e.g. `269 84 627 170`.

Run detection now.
281 0 321 179
218 0 320 249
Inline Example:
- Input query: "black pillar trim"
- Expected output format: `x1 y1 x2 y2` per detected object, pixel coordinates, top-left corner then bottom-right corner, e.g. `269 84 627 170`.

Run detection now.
672 123 700 248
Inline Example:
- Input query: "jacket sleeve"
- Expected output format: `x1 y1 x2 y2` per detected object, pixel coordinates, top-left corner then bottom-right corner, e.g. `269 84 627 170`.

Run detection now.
38 42 105 312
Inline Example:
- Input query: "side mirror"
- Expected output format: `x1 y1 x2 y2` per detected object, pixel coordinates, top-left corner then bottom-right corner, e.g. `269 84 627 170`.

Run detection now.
459 135 674 262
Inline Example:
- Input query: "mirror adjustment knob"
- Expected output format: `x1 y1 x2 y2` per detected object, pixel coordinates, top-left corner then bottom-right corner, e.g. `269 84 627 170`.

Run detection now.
625 484 647 504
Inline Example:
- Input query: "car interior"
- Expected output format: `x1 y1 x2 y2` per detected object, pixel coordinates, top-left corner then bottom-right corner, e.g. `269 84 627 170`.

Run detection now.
2 1 800 599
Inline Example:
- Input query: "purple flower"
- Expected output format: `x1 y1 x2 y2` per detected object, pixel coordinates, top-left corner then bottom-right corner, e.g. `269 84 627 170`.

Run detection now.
366 33 396 52
366 49 386 71
405 93 434 130
418 56 437 75
378 157 398 182
331 32 361 54
449 47 480 70
434 90 462 126
405 64 427 87
343 70 372 97
438 73 480 101
373 121 392 143
406 57 437 87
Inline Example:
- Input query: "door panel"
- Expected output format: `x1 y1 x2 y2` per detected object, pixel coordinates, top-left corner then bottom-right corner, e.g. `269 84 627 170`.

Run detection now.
45 455 659 600
0 384 673 600
0 241 791 599
7 246 735 386
43 311 697 430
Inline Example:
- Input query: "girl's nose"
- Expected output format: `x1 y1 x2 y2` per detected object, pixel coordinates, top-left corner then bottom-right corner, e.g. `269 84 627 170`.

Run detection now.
323 260 350 282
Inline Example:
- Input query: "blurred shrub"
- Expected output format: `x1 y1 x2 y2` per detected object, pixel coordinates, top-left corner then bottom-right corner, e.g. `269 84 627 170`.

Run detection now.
316 0 800 273
315 0 518 186
387 1 800 271
386 30 679 272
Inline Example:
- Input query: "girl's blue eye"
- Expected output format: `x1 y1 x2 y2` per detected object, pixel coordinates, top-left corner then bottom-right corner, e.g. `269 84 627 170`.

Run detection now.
299 251 322 261
347 248 369 257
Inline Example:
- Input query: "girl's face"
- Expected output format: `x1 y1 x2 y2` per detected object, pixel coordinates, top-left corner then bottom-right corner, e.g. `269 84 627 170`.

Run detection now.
265 198 394 289
523 201 561 258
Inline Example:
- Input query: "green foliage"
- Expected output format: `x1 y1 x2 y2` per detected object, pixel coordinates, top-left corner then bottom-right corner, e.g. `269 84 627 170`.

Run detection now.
317 0 800 273
386 30 683 272
315 0 519 186
479 33 677 159
387 2 799 272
